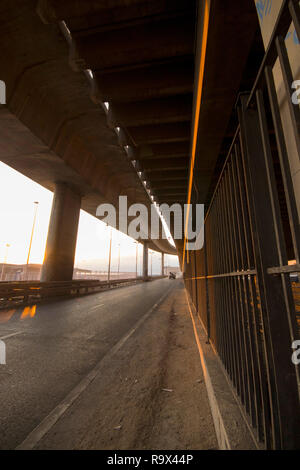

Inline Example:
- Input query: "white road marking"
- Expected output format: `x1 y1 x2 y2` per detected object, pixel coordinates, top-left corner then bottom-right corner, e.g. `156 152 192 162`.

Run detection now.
16 285 174 450
88 303 105 312
0 331 23 341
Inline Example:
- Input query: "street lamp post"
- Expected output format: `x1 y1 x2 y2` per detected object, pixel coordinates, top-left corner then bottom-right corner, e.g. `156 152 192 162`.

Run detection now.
25 201 39 281
107 226 112 282
150 251 153 277
135 241 138 278
1 243 10 281
117 243 120 278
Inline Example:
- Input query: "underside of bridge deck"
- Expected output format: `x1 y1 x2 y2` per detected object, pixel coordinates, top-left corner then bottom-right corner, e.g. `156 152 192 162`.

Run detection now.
0 0 261 244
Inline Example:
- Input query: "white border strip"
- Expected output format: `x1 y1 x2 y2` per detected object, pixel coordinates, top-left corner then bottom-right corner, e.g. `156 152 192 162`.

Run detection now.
0 331 23 340
185 291 230 450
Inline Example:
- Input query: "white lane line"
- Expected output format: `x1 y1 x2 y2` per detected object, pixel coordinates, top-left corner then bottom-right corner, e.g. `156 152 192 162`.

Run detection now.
109 294 132 301
88 289 161 311
81 279 169 309
16 285 174 450
88 303 105 312
0 331 23 341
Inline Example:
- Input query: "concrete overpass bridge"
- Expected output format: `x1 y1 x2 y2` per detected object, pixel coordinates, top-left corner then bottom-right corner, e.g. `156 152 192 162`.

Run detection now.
0 0 299 450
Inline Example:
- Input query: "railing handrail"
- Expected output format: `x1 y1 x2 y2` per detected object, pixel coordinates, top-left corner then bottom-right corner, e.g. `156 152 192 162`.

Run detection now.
0 276 168 308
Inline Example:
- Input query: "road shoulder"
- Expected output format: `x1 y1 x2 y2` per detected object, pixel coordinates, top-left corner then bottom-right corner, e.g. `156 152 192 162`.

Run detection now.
33 281 218 450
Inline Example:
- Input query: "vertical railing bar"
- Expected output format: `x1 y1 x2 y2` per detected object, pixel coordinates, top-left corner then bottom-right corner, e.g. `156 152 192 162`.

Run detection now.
232 149 263 439
227 157 253 417
256 89 288 266
213 192 225 361
223 160 246 403
238 95 300 449
256 88 300 347
194 250 199 312
203 224 208 331
237 121 274 449
238 102 280 449
264 66 300 263
213 191 225 363
212 195 224 358
207 208 214 344
216 185 232 375
228 155 256 412
191 247 196 307
204 225 211 342
289 0 300 46
219 179 236 381
275 36 300 159
219 175 239 390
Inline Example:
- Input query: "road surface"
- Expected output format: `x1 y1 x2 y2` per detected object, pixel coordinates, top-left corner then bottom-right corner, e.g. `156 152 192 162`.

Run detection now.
0 278 217 450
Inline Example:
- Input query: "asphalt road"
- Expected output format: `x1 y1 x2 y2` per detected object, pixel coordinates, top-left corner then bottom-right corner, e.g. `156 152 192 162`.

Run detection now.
0 278 176 449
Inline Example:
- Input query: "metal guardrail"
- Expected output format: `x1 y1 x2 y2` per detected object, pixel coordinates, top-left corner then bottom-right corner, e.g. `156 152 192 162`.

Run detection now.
0 276 167 308
184 0 300 450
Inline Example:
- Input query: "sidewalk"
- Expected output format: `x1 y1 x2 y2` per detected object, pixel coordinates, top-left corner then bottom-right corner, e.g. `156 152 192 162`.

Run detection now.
23 281 218 450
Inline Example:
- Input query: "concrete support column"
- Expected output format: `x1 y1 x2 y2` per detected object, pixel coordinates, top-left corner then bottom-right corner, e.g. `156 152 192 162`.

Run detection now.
161 253 164 276
143 242 149 281
41 183 81 282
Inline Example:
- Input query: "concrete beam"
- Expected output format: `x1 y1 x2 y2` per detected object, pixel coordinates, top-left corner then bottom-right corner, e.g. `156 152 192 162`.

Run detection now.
159 198 185 205
127 122 191 145
154 191 187 198
41 183 81 282
93 59 194 103
154 187 187 194
151 181 188 190
143 142 190 159
126 142 189 161
108 95 192 128
38 0 151 22
37 0 192 24
69 15 194 71
145 170 188 182
141 158 189 172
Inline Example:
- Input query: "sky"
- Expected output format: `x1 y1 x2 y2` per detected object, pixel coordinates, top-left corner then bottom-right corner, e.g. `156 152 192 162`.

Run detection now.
0 162 179 275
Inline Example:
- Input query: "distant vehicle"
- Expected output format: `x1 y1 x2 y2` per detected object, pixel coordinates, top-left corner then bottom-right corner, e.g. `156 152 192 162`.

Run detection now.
290 273 299 283
169 272 176 280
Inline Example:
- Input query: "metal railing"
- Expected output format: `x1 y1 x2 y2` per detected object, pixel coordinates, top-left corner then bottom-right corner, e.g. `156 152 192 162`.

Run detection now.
0 276 167 309
184 0 300 449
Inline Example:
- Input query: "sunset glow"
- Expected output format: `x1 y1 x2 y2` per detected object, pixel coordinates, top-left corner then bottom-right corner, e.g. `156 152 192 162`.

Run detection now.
0 162 178 274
